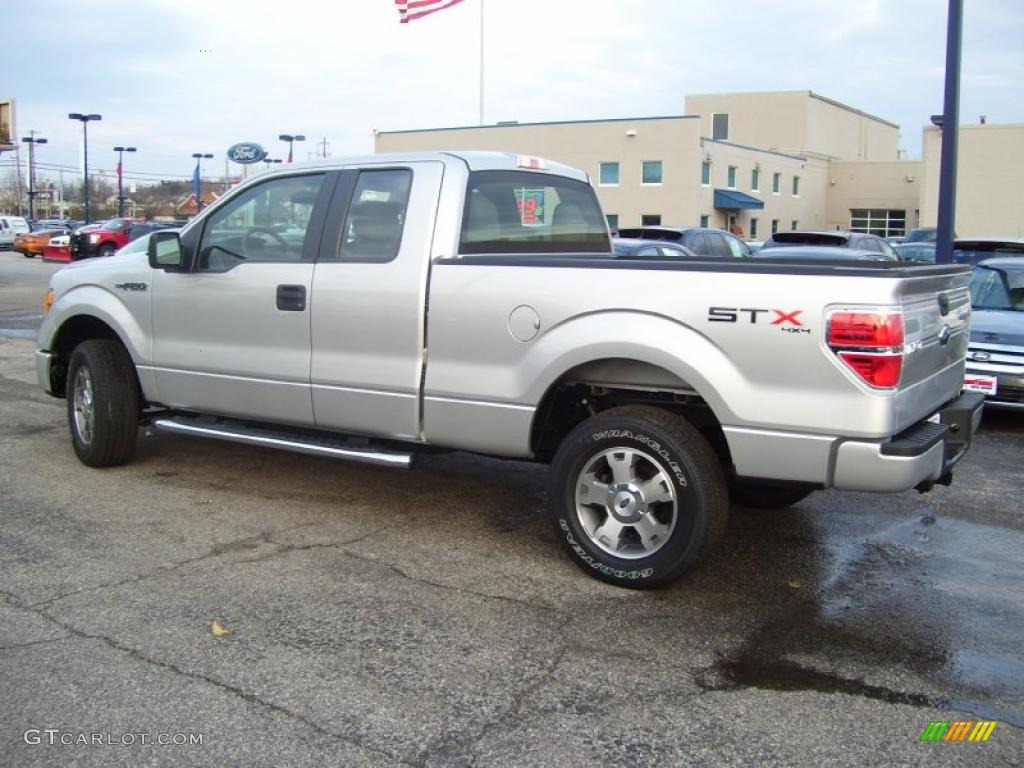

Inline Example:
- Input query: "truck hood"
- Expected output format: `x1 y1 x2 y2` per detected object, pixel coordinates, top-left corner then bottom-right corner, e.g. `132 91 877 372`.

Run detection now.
970 309 1024 347
51 251 150 293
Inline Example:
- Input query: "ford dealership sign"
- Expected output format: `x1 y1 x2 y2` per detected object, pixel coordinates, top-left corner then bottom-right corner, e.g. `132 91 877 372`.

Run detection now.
226 142 267 164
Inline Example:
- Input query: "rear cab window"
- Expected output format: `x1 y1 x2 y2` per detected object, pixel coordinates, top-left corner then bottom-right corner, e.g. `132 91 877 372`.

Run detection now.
459 171 610 254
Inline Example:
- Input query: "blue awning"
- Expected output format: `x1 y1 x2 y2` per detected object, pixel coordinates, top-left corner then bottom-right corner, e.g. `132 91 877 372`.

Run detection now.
713 189 764 210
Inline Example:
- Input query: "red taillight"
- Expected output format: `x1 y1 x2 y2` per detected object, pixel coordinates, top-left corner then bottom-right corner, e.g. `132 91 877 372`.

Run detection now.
837 352 903 388
828 312 904 347
828 310 904 389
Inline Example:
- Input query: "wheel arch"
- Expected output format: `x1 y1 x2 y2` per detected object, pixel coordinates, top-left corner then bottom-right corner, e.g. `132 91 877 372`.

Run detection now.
530 356 732 468
47 314 138 399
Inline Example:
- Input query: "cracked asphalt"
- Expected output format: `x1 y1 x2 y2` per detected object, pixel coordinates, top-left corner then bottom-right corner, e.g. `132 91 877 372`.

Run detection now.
1 251 1022 766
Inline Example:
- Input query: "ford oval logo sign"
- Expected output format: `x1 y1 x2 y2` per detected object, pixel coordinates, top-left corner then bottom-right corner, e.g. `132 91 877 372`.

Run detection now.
226 142 267 165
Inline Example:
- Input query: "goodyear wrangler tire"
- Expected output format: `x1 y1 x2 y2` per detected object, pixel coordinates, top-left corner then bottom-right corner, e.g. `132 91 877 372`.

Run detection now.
549 406 728 589
66 339 139 467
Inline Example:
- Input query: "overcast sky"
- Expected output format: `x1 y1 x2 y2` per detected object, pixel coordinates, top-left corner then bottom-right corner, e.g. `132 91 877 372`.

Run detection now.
3 0 1022 184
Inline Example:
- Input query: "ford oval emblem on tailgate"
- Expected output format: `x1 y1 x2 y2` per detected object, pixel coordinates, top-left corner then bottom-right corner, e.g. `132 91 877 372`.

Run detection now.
938 293 951 316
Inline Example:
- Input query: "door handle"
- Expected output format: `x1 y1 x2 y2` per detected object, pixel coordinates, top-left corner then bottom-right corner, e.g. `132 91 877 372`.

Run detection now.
276 284 306 311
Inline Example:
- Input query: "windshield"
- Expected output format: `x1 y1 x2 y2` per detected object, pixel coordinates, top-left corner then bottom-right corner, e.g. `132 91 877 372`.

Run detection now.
969 264 1024 311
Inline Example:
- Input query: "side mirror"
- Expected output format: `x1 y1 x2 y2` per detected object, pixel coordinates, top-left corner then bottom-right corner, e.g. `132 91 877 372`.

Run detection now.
148 230 186 271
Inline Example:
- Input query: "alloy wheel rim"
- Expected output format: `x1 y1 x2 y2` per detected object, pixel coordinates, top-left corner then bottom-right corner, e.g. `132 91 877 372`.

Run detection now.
72 367 95 445
574 447 677 559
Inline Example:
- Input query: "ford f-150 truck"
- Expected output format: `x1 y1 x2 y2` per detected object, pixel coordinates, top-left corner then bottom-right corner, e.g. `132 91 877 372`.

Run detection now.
36 151 983 588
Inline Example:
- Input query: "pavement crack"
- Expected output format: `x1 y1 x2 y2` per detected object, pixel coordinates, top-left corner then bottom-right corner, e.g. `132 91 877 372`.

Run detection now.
0 588 416 767
337 549 554 613
413 642 570 767
28 522 344 608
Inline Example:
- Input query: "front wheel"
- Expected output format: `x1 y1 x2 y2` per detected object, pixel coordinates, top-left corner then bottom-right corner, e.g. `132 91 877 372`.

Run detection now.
97 243 117 258
549 406 729 589
66 339 139 467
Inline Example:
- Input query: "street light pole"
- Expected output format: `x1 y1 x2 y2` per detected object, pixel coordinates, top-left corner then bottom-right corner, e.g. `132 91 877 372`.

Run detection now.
113 145 136 217
21 132 48 221
191 152 214 213
278 133 305 163
934 0 963 265
263 158 282 169
68 112 102 223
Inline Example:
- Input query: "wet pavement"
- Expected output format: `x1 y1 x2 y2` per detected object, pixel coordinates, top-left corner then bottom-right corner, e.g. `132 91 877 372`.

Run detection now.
0 250 1021 765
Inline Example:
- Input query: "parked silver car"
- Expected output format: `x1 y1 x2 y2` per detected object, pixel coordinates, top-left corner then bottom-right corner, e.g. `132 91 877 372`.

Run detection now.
964 257 1024 410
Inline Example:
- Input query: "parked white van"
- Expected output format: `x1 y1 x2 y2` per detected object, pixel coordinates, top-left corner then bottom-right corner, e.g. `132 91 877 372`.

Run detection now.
0 216 31 247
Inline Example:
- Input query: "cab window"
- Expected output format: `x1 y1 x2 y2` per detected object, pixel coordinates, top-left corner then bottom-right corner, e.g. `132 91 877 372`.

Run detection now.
197 174 325 271
336 169 413 263
459 171 609 254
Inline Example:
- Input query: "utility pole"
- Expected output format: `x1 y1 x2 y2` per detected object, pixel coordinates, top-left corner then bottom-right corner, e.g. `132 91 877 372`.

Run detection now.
316 137 331 159
22 130 49 221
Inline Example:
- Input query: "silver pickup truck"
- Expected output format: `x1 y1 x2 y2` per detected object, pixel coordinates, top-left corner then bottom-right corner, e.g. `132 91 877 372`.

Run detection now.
36 151 984 588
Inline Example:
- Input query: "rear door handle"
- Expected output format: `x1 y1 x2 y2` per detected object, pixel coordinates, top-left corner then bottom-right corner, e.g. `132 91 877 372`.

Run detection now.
276 284 306 311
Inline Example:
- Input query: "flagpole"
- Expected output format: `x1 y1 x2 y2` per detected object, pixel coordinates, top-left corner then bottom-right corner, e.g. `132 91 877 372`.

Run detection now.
479 0 484 125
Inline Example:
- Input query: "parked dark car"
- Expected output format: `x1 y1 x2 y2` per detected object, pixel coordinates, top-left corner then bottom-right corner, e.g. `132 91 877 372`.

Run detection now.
894 243 936 263
904 227 939 243
751 246 895 262
963 256 1024 410
760 230 899 260
952 238 1024 266
615 226 752 258
612 238 699 259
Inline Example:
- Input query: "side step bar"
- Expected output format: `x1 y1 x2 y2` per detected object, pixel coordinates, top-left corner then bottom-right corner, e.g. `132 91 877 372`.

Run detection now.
152 416 413 468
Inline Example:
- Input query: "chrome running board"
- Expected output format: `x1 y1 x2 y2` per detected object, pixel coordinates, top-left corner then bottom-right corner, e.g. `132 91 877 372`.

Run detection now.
152 417 412 468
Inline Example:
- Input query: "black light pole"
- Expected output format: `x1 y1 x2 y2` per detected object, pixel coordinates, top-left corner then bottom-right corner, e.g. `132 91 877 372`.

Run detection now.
278 133 305 163
68 113 102 223
263 158 282 169
191 152 214 212
21 133 48 221
113 145 136 217
934 0 963 265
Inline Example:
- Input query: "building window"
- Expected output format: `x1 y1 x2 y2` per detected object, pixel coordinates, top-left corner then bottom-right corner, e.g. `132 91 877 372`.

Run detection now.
750 218 758 238
751 168 760 191
772 172 781 194
606 213 618 231
850 209 907 237
641 161 663 185
771 219 779 234
641 214 661 226
599 162 619 186
791 220 799 231
712 113 729 141
699 214 709 228
727 165 737 188
792 176 800 196
701 161 711 185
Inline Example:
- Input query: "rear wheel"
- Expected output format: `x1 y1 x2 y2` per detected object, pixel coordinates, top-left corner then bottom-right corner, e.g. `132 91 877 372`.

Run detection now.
66 339 139 467
549 406 728 589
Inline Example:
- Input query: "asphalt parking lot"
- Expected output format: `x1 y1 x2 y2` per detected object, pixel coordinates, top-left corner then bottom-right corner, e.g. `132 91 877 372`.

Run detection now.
1 250 1022 766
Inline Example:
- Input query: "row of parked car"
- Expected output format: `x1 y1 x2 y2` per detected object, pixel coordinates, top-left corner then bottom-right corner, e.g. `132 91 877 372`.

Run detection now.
612 225 1024 266
4 217 182 262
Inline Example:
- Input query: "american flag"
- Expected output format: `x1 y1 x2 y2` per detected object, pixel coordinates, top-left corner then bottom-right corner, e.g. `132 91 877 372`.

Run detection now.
395 0 464 23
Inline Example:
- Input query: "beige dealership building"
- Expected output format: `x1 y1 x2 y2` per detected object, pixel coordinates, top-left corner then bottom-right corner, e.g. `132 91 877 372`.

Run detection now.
376 90 1023 239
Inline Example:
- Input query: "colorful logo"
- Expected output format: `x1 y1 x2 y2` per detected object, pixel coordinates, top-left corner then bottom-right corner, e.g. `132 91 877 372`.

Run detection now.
920 720 997 742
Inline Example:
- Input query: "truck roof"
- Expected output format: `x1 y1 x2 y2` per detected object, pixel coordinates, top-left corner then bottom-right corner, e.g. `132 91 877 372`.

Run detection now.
251 151 590 183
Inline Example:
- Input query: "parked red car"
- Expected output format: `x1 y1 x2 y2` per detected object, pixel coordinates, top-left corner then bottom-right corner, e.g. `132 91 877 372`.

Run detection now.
68 218 144 259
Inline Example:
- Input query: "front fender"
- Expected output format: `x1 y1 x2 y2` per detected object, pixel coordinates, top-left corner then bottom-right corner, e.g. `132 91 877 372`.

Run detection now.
41 284 151 366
